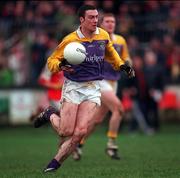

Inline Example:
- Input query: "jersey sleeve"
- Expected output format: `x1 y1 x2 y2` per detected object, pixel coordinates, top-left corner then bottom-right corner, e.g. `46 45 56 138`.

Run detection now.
121 37 131 62
105 33 125 70
47 37 70 73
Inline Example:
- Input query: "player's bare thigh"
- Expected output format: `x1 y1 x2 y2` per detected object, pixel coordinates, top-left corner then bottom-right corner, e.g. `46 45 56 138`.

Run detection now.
59 101 79 136
74 101 98 136
101 90 121 112
93 103 108 123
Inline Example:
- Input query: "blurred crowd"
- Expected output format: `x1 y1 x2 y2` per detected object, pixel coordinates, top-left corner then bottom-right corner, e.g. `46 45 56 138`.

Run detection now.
0 0 179 88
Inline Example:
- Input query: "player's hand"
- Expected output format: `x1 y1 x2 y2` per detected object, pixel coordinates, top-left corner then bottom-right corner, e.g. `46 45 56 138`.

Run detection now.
120 61 135 78
59 59 74 73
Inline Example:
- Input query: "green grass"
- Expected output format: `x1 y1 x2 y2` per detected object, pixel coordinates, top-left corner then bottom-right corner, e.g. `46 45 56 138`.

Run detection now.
0 124 180 178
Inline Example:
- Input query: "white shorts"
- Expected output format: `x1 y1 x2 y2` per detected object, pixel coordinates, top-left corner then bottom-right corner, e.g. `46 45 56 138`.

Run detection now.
61 78 101 106
99 80 118 93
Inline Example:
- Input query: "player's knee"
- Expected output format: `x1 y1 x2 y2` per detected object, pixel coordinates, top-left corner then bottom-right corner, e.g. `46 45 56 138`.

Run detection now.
112 105 120 114
118 102 124 115
111 107 123 121
58 127 74 137
109 99 119 111
70 131 86 146
113 101 124 115
74 127 88 140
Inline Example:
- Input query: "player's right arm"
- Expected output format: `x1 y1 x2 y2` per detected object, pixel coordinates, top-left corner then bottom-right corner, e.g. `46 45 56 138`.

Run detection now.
47 37 70 73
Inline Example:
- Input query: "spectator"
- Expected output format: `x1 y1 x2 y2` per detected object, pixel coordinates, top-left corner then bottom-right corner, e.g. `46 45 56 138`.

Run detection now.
128 55 154 135
30 31 49 84
144 50 165 130
8 42 27 86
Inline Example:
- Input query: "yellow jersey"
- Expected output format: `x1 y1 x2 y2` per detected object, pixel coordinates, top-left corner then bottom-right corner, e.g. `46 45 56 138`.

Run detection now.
47 27 125 82
104 33 130 80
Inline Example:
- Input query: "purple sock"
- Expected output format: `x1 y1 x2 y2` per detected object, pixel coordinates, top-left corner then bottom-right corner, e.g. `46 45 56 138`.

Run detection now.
46 159 61 169
46 110 55 121
45 107 59 121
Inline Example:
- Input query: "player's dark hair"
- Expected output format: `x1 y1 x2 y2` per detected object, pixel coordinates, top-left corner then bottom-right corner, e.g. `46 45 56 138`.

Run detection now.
77 4 97 18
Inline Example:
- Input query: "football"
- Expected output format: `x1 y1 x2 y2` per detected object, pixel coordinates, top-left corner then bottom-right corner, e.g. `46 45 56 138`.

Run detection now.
63 42 86 65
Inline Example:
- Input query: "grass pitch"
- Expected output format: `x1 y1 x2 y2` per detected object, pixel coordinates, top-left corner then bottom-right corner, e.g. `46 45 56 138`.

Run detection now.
0 124 179 178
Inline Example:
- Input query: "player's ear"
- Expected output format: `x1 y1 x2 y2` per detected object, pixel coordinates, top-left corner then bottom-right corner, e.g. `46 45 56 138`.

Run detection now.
80 17 85 23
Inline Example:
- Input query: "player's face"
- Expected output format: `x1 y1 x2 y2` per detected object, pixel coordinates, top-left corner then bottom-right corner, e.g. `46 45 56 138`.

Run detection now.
101 16 115 34
81 10 98 32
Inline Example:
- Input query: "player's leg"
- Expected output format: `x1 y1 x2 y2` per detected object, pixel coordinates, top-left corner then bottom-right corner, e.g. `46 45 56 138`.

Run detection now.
45 101 98 172
101 90 123 159
72 103 107 160
73 80 110 155
72 80 122 161
33 106 62 135
43 100 78 172
93 103 109 124
81 103 108 139
47 100 61 133
33 102 78 139
50 101 78 136
33 100 79 173
33 106 59 128
102 90 124 133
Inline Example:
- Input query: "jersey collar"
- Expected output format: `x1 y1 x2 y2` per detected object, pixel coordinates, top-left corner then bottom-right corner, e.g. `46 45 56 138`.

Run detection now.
76 27 99 39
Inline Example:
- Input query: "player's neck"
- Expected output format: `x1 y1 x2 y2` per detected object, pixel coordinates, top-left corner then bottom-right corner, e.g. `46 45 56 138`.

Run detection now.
109 33 114 40
80 26 94 38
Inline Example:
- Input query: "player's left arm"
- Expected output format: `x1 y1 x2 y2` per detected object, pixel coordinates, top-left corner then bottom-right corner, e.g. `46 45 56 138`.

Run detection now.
105 37 124 70
105 33 135 78
121 37 132 64
120 37 135 78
